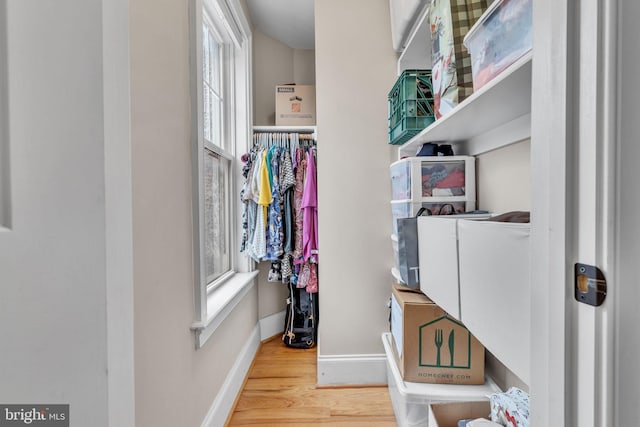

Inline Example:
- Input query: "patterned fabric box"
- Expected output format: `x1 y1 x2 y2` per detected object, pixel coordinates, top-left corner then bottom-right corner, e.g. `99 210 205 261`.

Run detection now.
429 0 489 118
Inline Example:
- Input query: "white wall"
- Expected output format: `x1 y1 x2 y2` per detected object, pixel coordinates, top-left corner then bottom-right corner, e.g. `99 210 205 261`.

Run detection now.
252 29 316 125
252 28 294 316
0 0 8 229
617 0 640 423
130 1 259 425
0 0 109 424
251 30 316 321
293 49 316 85
253 30 294 125
476 140 531 213
315 0 397 363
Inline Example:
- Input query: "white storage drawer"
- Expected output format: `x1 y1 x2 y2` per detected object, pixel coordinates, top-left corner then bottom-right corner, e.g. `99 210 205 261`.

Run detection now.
417 217 460 319
464 0 533 91
390 156 476 201
428 401 492 427
457 220 531 385
391 199 472 236
392 234 400 274
382 333 498 427
417 215 492 320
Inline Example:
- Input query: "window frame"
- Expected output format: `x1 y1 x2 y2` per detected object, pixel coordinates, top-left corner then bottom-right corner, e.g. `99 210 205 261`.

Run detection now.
189 0 254 348
0 0 10 231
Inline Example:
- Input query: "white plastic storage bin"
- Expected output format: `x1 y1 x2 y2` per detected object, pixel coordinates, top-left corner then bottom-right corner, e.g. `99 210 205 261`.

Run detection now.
428 401 492 427
391 200 472 236
382 332 499 427
392 234 400 274
390 156 476 201
457 220 531 385
416 214 491 319
463 0 533 90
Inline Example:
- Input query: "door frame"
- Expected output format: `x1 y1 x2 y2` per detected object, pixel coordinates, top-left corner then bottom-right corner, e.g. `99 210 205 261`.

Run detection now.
530 0 618 425
103 0 136 425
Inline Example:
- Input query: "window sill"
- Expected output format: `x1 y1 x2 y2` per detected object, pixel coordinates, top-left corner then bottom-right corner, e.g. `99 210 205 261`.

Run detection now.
191 270 259 348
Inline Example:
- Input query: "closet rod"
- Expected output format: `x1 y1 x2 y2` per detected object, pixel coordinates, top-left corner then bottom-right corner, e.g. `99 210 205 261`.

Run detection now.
252 125 316 134
253 133 315 140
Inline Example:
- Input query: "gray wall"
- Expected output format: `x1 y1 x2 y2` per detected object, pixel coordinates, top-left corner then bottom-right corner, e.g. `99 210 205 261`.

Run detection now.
617 0 640 422
477 140 531 213
315 0 398 356
253 29 315 126
251 29 316 320
0 0 108 424
130 0 258 425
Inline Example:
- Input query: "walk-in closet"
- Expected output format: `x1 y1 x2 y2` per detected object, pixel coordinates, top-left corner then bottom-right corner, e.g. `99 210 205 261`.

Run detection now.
2 0 638 426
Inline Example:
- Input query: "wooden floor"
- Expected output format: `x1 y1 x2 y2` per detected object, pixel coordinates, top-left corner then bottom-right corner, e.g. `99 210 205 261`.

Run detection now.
226 336 398 426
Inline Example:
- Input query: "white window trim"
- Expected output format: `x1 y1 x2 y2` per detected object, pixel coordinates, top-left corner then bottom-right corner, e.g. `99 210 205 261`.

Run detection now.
0 0 10 231
189 0 254 348
191 271 258 348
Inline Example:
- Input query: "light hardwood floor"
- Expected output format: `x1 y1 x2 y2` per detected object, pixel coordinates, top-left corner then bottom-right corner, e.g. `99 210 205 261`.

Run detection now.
226 336 398 426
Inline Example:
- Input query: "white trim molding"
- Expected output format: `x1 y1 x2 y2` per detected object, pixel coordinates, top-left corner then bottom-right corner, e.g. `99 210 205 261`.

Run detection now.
0 0 9 231
200 324 261 427
102 0 135 425
191 271 258 348
259 310 286 341
317 353 388 386
189 0 254 347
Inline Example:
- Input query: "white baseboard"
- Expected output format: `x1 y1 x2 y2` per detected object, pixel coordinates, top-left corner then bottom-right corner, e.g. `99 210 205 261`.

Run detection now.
259 310 285 341
200 324 261 427
317 353 388 385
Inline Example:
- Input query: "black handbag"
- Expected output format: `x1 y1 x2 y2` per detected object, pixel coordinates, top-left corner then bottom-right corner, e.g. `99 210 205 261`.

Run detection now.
396 207 432 288
282 283 318 349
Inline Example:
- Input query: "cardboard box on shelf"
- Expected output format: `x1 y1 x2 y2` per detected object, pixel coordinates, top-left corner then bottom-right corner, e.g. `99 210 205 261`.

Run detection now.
390 284 485 385
428 401 492 427
275 85 316 126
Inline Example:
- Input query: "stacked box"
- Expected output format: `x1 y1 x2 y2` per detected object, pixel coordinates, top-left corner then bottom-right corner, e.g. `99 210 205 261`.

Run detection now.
383 331 498 427
389 156 476 257
390 285 485 385
275 85 316 126
388 70 436 145
464 0 533 90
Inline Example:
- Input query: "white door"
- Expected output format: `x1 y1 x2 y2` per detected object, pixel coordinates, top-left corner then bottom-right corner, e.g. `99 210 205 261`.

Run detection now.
0 1 133 426
615 0 640 424
532 0 633 425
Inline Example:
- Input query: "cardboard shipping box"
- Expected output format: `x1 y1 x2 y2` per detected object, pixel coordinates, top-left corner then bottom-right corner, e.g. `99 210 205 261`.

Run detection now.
390 284 485 384
275 85 316 126
428 401 492 427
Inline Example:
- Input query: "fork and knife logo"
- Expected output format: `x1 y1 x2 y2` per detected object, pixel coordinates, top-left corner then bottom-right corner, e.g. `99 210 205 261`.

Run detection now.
434 328 455 367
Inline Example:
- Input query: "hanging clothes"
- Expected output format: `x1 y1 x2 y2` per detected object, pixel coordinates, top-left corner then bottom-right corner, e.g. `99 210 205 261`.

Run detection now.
240 131 319 294
265 147 284 260
280 150 296 254
241 150 259 261
252 150 271 260
293 148 307 264
301 148 318 263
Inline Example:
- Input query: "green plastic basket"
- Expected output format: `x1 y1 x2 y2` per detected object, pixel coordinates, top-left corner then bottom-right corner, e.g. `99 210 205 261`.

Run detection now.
388 69 435 145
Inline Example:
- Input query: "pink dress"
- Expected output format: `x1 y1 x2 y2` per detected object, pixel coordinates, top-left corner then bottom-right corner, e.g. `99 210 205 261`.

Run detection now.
301 148 318 263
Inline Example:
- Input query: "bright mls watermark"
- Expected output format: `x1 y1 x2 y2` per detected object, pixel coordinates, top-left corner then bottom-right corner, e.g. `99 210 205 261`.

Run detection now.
0 405 68 426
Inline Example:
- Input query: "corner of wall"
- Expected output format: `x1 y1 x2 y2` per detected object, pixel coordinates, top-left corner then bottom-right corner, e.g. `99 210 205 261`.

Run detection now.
200 324 261 426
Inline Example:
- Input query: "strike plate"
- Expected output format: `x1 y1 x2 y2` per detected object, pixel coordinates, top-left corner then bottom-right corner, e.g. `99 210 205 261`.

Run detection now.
574 263 607 307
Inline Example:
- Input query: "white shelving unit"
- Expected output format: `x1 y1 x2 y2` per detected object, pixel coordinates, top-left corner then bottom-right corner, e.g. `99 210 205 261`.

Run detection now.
396 5 432 74
400 51 533 383
389 4 535 403
398 51 532 158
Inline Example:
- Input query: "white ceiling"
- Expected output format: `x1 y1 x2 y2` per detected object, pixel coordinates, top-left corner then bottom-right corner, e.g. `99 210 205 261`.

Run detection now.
246 0 315 50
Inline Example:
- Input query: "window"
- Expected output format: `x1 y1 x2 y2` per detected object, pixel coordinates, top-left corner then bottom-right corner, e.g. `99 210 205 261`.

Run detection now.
190 0 254 347
201 13 232 285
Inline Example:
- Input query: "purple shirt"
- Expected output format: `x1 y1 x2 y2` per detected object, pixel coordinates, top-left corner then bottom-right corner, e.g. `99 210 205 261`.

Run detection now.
301 148 318 262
